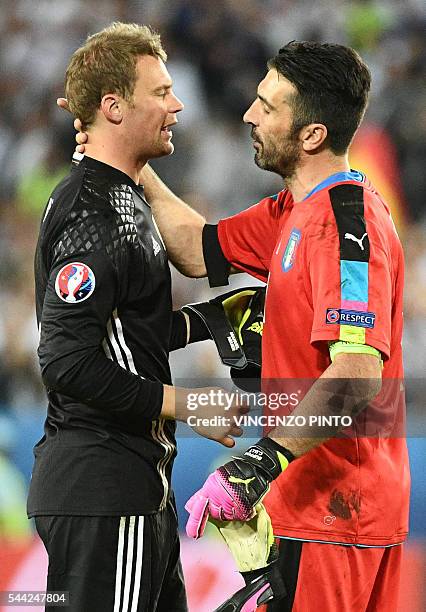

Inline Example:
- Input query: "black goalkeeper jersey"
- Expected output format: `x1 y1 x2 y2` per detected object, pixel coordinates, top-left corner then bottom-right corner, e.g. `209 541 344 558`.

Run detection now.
27 154 176 516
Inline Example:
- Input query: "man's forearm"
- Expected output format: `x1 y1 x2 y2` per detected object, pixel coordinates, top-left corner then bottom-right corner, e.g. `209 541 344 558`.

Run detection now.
270 353 382 457
161 384 192 421
141 164 207 277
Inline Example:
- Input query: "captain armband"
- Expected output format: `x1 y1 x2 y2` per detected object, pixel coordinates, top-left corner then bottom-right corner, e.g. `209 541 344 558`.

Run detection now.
329 340 383 367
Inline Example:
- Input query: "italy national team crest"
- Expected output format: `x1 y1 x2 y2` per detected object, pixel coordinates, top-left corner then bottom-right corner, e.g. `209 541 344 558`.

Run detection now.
55 262 95 304
282 229 301 272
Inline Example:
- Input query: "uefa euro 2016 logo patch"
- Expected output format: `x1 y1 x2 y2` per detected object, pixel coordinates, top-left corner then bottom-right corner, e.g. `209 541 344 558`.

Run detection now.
281 229 301 272
326 308 376 328
55 262 96 304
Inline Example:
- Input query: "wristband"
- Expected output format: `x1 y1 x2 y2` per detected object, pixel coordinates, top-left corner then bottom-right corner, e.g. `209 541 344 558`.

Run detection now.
243 437 296 480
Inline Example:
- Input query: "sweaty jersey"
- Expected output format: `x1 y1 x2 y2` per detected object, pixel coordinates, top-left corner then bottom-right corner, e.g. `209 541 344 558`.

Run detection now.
210 172 409 546
28 155 176 517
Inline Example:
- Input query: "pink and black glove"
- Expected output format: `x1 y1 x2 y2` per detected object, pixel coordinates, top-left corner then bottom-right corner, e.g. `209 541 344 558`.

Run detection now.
185 437 295 538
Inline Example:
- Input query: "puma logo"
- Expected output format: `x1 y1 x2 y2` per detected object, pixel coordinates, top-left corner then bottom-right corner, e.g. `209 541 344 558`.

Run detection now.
344 232 368 250
228 475 256 494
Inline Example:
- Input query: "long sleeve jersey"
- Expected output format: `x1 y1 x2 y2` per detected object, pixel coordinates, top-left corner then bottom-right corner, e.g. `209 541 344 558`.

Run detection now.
28 155 176 516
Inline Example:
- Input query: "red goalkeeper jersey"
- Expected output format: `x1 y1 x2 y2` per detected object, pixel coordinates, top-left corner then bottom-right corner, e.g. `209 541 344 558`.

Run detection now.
217 172 409 546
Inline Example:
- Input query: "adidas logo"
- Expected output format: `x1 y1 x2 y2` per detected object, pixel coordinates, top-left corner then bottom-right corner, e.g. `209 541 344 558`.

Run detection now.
152 235 161 256
247 321 263 335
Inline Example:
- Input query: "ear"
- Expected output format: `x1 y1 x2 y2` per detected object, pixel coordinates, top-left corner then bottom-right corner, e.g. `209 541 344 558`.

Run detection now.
99 94 123 125
300 123 328 152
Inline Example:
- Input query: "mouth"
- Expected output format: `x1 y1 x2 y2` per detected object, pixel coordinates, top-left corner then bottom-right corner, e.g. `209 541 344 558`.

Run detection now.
161 121 177 137
251 131 262 149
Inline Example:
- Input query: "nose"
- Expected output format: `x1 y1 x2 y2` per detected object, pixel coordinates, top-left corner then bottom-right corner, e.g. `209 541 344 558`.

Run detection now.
243 100 257 126
171 92 184 114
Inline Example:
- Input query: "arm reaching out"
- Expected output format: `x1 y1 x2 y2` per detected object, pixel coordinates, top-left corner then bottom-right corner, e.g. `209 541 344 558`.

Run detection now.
161 384 247 448
140 164 207 277
57 98 242 279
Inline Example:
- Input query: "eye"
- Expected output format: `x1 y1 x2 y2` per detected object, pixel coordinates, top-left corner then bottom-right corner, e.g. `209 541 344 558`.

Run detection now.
158 88 172 99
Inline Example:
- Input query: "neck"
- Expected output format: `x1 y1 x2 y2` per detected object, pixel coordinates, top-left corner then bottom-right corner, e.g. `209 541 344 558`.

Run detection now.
285 151 350 202
83 129 146 184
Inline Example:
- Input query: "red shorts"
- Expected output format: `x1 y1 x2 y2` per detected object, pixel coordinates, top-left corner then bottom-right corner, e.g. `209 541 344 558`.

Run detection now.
259 538 403 612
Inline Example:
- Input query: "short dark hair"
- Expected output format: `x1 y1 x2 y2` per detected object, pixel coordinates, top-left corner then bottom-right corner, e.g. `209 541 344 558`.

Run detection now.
268 41 371 154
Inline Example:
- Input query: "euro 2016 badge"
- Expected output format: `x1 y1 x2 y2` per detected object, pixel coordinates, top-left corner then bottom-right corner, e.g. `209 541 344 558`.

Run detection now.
55 262 95 304
282 229 301 272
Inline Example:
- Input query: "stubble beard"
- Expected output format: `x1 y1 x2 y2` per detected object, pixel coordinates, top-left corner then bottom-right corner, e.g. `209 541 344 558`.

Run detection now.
254 134 301 181
144 138 174 161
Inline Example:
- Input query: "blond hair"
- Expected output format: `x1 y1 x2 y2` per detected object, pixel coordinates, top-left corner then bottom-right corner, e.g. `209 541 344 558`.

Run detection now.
65 22 167 127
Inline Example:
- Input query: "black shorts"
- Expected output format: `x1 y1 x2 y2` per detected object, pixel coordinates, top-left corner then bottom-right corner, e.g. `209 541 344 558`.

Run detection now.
35 502 187 612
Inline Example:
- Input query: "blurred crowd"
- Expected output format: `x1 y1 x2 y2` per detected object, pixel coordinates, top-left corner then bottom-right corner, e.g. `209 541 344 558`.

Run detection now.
0 0 425 541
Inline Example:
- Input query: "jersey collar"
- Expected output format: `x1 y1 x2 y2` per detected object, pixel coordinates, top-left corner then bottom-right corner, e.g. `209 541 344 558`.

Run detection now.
72 153 139 188
303 170 365 201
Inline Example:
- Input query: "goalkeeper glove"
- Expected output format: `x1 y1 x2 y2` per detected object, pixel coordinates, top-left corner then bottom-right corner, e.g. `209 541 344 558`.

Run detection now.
228 287 265 391
212 502 287 611
182 286 265 387
185 437 295 538
211 503 278 572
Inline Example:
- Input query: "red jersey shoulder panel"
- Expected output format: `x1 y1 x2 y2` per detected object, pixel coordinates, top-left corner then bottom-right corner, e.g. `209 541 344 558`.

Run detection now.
218 190 292 281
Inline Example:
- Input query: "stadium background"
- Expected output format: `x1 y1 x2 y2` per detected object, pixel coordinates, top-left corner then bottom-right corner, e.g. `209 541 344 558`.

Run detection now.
0 1 425 610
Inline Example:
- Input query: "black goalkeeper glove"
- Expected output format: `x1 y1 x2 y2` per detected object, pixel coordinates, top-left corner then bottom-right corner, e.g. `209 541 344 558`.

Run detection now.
180 286 265 389
228 287 264 391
